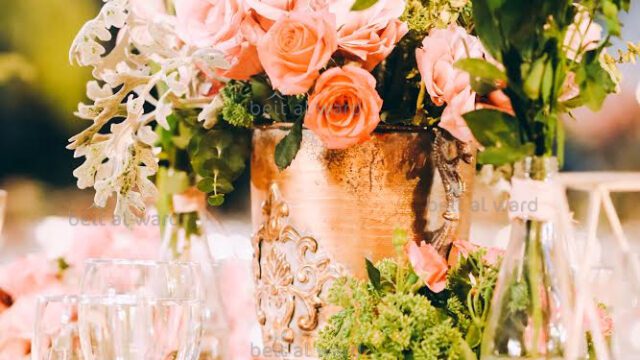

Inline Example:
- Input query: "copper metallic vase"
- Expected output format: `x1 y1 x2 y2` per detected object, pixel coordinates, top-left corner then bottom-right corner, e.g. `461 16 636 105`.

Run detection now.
251 124 476 358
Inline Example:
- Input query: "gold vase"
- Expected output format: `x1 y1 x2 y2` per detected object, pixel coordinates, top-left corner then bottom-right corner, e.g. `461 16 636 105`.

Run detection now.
251 124 476 358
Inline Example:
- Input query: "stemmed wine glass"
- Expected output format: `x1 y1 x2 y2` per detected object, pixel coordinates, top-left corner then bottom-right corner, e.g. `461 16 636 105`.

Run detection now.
78 259 204 360
33 295 84 360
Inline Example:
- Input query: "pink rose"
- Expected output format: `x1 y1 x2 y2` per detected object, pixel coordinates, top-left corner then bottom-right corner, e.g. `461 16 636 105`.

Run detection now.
304 65 383 149
0 255 58 298
559 72 579 102
175 0 263 80
406 241 448 293
258 10 337 95
440 87 477 143
338 18 408 71
245 0 303 22
447 240 505 267
335 0 407 70
564 9 602 62
416 24 484 106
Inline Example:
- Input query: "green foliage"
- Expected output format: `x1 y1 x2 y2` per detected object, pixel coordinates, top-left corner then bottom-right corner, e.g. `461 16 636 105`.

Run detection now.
155 110 250 210
446 251 499 351
220 80 255 128
454 59 507 96
187 125 250 206
402 0 472 41
221 76 309 170
463 109 535 165
317 244 501 360
365 258 382 291
576 51 617 111
274 119 303 170
463 0 629 166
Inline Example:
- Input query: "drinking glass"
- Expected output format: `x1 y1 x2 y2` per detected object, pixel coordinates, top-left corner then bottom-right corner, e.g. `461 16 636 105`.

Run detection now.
79 259 204 360
33 295 83 360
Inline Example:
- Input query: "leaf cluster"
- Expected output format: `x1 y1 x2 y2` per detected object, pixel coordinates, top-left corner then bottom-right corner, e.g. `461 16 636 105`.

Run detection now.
317 249 500 359
219 76 307 170
458 0 630 166
155 110 250 209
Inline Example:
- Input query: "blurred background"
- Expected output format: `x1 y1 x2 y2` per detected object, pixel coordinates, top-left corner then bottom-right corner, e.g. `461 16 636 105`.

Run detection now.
0 0 639 260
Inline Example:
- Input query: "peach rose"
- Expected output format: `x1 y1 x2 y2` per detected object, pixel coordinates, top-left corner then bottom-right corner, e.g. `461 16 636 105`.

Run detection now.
406 241 448 293
304 65 382 149
175 0 263 80
258 10 337 95
440 87 477 143
416 24 484 106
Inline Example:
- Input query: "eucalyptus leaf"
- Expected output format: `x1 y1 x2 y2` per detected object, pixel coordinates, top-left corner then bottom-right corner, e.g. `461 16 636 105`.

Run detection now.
274 120 303 171
208 194 225 207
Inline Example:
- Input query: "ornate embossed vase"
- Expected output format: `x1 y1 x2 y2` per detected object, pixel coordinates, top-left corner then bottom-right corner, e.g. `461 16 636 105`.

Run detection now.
251 124 476 358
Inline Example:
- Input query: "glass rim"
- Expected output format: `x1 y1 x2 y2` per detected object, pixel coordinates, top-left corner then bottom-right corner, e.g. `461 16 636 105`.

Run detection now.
83 258 201 268
37 294 203 305
36 294 82 305
80 294 203 305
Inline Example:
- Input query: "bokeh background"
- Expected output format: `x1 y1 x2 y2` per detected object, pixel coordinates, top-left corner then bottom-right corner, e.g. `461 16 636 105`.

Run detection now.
0 0 639 260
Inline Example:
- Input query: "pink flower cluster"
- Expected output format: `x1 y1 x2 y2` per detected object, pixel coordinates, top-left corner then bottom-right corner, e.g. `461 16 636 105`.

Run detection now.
174 0 407 149
0 221 160 359
406 240 504 293
416 24 514 144
174 2 515 148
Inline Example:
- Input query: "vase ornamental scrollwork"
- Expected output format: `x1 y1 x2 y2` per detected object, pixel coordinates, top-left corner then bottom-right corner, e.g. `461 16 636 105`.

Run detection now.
253 183 342 355
251 125 475 358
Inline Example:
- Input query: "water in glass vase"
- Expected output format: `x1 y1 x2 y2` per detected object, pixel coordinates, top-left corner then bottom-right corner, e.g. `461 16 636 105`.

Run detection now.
481 157 576 359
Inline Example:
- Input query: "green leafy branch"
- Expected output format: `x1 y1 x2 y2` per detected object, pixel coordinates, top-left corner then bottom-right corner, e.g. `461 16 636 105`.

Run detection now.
317 232 501 359
458 0 631 167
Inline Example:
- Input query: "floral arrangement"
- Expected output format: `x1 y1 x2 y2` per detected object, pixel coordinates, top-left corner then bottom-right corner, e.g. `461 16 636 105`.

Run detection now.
316 232 503 359
68 0 639 221
68 0 515 221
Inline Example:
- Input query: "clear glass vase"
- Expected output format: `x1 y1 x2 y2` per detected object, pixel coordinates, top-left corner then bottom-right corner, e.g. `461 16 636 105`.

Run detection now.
481 157 576 359
161 209 230 360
